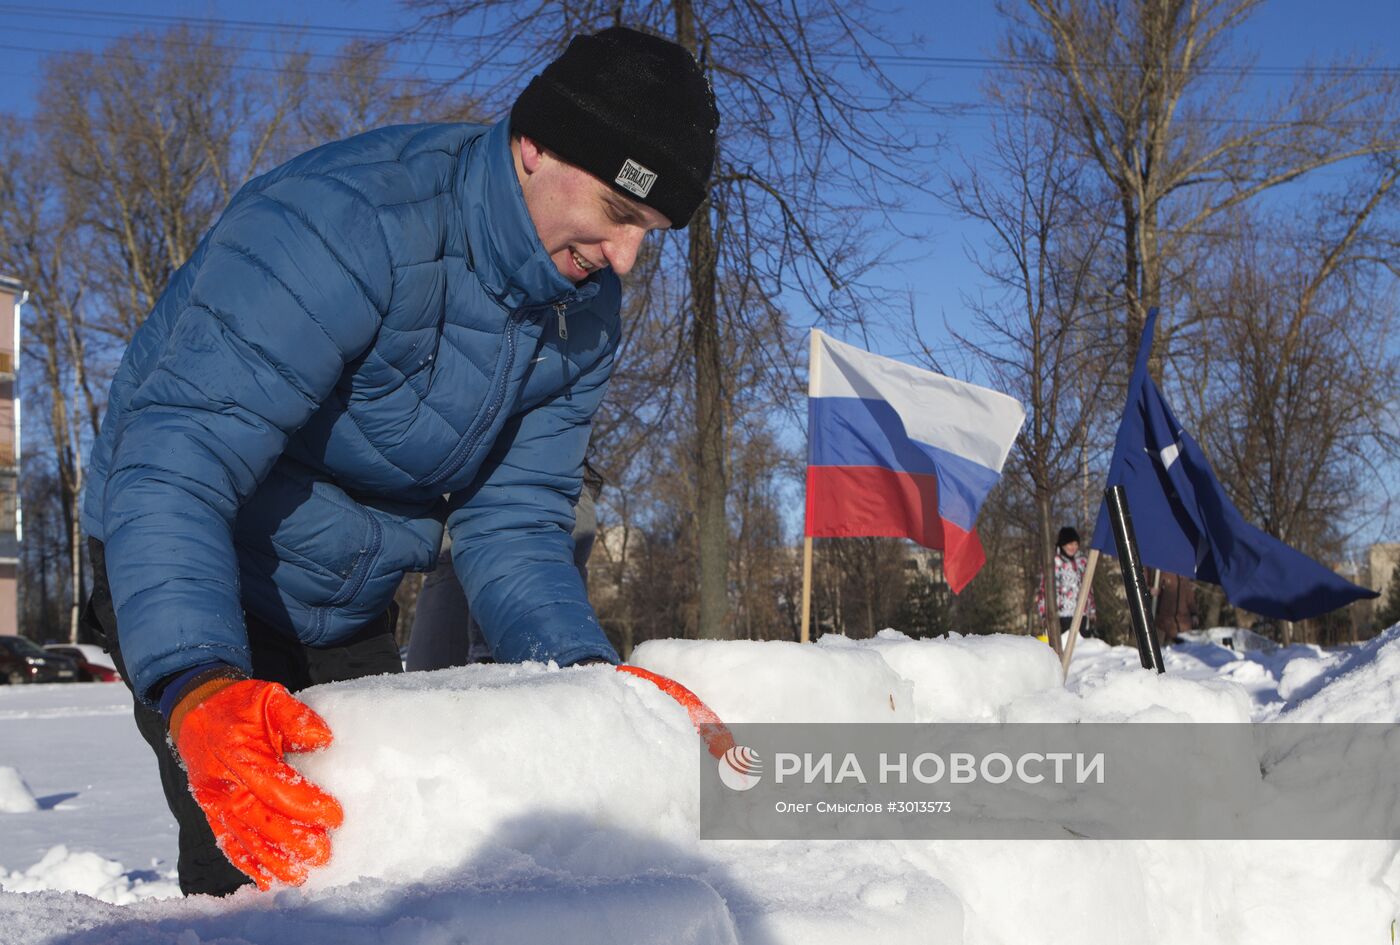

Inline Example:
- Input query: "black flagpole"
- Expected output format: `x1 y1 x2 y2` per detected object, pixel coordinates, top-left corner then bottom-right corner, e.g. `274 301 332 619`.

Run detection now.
1105 484 1165 673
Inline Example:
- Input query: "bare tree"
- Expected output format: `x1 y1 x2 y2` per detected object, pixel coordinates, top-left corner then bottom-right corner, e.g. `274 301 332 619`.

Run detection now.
290 40 482 150
936 103 1115 651
1178 159 1400 641
1007 0 1400 350
590 254 805 648
16 465 67 641
728 424 797 641
0 26 447 638
982 1 1400 642
399 0 930 639
0 117 95 641
0 29 314 641
38 28 309 347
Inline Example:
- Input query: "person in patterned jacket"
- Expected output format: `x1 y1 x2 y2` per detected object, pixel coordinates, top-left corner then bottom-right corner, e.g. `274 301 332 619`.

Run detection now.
1035 526 1097 638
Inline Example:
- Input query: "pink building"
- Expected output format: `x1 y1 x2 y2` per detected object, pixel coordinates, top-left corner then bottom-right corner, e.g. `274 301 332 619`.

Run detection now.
0 276 21 635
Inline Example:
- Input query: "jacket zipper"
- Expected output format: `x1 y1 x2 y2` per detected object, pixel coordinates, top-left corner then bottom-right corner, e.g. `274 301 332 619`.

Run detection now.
422 308 524 487
422 301 562 488
555 302 568 388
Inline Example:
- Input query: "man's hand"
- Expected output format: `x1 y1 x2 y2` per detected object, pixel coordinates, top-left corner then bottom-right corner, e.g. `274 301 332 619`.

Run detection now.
171 679 343 890
615 665 735 759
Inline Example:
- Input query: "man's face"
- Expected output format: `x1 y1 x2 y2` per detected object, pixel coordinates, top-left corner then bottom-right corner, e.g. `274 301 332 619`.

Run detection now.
513 136 673 283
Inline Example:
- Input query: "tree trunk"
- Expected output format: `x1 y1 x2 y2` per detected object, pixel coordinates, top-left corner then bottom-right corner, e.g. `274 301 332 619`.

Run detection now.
1122 197 1145 345
688 195 728 639
1038 492 1061 654
674 0 728 641
68 488 81 643
865 571 875 638
64 311 86 643
1203 584 1224 628
37 541 49 639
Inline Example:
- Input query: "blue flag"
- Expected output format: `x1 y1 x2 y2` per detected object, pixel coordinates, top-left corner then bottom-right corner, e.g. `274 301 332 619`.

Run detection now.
1089 310 1377 621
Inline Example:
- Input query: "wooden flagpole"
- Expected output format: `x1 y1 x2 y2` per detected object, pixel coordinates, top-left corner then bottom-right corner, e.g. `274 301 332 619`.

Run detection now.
1060 548 1099 680
800 330 819 644
800 537 814 644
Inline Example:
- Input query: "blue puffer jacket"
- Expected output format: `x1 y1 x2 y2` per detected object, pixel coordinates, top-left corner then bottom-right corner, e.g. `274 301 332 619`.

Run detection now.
82 119 623 701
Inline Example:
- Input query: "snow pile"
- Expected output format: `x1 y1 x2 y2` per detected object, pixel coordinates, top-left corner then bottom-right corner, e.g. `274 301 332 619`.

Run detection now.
1278 625 1400 722
1180 625 1280 654
0 765 39 813
902 836 1400 945
0 846 178 904
3 630 1400 944
1095 631 1343 716
0 872 738 945
1046 637 1255 722
1275 649 1345 702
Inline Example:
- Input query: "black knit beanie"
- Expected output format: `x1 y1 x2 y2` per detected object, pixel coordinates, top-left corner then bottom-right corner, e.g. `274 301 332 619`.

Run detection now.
510 26 719 228
1056 526 1081 550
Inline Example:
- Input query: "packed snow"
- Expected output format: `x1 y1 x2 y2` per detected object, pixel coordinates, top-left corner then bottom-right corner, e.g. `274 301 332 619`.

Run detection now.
0 766 38 814
2 625 1399 944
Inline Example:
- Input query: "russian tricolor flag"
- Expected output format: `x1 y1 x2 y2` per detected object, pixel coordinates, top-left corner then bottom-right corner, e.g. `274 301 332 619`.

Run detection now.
805 330 1025 593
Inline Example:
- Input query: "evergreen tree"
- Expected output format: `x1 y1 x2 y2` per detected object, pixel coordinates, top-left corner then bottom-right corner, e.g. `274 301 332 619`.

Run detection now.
896 572 953 640
950 564 1013 636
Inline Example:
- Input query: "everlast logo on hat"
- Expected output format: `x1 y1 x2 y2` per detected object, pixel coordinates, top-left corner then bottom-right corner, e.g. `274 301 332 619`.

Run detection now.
510 26 719 227
615 159 658 198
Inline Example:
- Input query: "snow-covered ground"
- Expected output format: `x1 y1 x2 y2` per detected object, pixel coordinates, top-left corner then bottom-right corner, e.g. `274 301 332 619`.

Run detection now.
2 626 1399 944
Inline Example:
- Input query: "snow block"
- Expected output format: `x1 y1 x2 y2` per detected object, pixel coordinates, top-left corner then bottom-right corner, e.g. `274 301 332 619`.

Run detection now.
286 660 969 945
831 630 1064 721
294 662 706 889
630 638 915 722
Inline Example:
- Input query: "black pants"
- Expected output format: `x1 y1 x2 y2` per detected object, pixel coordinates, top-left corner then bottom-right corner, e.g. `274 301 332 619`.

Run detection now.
85 539 403 897
1059 615 1095 639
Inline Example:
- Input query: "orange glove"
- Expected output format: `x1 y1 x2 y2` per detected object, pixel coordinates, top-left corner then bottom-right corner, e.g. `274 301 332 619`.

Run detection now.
170 678 343 890
616 665 735 759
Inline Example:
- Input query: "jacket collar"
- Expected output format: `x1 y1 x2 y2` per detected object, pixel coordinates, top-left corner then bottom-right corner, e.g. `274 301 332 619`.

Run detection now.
458 119 600 311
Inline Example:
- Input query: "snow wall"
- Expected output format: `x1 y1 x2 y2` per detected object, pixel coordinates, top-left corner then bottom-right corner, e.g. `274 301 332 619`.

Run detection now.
5 627 1400 945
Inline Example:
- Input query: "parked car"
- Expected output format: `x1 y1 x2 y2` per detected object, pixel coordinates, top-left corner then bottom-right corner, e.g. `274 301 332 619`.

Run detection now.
0 635 79 684
42 644 120 683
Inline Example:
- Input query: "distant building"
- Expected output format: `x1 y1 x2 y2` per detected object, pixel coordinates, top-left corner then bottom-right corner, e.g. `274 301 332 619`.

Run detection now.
901 545 944 583
1367 544 1400 596
0 277 20 635
1363 543 1400 628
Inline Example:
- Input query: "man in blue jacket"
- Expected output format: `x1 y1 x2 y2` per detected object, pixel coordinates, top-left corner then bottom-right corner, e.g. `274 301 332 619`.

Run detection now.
81 27 719 896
